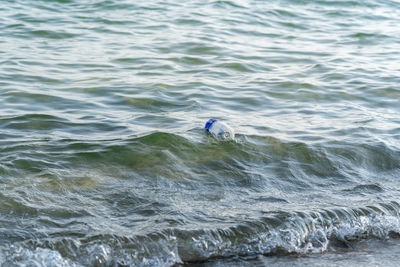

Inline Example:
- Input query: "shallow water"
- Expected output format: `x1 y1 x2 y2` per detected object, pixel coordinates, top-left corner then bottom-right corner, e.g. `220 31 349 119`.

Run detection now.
0 0 400 266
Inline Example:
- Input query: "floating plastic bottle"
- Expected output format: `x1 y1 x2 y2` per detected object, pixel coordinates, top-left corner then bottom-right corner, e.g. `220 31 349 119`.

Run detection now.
205 119 235 140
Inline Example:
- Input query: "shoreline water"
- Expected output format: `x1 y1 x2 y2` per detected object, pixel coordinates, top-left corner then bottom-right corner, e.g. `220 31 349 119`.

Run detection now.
1 0 399 265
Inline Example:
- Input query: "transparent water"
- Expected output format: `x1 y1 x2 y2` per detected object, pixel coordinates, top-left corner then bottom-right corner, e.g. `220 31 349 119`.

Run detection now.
0 0 399 266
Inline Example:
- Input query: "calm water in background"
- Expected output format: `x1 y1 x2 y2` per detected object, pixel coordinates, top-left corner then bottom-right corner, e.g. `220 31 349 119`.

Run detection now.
1 0 400 266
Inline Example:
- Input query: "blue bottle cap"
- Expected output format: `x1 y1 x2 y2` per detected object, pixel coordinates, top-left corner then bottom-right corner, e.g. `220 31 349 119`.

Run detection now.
205 119 217 132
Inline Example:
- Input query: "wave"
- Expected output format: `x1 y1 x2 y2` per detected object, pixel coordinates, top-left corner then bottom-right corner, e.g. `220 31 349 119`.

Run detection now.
1 131 398 186
2 202 400 266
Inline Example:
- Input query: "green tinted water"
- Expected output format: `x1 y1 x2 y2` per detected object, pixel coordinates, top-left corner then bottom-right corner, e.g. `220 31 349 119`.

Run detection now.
0 0 400 265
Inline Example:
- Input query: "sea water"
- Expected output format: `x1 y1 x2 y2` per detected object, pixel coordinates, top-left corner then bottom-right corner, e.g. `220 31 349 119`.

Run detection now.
0 0 399 266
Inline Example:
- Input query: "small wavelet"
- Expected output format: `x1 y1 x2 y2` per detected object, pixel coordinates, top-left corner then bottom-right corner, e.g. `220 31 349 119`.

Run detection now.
2 202 400 266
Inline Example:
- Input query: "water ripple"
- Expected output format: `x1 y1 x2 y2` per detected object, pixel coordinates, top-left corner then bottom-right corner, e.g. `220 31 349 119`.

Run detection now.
1 0 400 265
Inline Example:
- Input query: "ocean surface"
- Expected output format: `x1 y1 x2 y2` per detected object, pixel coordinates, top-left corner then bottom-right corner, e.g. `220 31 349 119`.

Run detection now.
1 0 400 266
